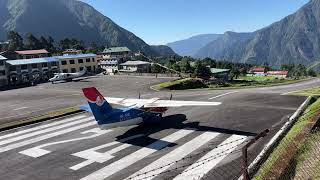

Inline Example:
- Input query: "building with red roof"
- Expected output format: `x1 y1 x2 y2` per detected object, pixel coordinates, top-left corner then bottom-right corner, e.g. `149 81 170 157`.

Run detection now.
15 49 49 59
267 71 288 78
248 67 266 76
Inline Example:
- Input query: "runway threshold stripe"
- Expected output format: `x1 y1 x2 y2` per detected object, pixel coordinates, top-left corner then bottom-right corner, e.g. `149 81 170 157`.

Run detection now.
173 135 247 180
20 128 112 158
0 117 93 146
0 121 96 153
0 115 86 141
80 129 194 180
70 134 144 171
126 132 220 180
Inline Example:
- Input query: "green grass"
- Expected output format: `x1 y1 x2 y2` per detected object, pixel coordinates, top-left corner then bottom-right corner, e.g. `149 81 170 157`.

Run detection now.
286 86 320 96
239 76 279 82
254 98 320 180
207 77 310 90
151 77 311 91
293 130 320 178
151 78 206 91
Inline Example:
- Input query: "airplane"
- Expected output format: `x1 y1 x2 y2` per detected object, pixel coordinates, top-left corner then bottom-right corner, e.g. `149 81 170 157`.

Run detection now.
49 67 87 83
81 87 221 129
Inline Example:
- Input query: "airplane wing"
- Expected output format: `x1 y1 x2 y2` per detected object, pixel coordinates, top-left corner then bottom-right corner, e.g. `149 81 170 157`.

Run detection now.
105 97 221 108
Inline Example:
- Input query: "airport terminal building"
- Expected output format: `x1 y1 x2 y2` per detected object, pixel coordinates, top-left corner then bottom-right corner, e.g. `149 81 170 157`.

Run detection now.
1 53 98 86
57 54 98 73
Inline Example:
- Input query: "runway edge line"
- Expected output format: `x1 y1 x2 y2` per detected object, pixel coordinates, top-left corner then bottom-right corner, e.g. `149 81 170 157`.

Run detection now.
0 106 84 132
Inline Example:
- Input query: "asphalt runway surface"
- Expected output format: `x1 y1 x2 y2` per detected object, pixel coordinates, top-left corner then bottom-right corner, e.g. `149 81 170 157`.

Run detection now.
0 76 319 180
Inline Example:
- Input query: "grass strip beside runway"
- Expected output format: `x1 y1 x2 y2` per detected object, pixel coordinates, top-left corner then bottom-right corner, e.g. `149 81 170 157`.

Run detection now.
151 77 311 91
286 86 320 96
254 97 320 179
0 106 83 132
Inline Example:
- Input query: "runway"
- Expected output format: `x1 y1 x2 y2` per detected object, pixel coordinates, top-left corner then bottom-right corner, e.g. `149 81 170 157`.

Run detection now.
0 76 318 179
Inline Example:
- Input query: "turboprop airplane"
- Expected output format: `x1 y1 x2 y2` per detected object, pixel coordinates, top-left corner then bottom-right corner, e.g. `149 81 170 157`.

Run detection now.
81 87 221 129
49 67 87 83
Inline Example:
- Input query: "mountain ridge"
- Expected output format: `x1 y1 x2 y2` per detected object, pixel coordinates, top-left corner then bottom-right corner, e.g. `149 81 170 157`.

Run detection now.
167 34 221 56
195 0 320 68
0 0 160 56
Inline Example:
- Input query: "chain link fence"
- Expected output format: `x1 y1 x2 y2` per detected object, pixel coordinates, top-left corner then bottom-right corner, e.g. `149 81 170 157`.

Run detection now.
253 101 320 180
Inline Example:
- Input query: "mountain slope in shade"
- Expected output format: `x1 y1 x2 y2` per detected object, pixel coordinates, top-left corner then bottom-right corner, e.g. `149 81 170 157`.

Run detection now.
151 45 176 56
195 0 320 67
167 34 221 56
195 31 255 62
0 0 158 56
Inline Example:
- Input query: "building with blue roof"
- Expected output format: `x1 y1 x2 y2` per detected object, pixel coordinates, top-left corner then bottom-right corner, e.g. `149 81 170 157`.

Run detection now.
99 59 122 74
3 53 97 85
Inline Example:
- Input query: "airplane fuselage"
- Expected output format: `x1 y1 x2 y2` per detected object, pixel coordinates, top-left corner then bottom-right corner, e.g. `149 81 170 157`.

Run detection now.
97 107 164 129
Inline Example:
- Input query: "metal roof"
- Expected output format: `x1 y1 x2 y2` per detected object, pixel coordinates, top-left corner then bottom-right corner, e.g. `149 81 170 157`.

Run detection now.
0 55 7 60
210 68 230 74
103 47 131 53
56 53 97 59
120 61 150 66
6 57 59 66
15 49 49 55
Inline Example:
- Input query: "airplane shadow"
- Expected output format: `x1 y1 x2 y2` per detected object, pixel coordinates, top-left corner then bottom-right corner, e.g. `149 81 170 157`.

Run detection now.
116 114 257 150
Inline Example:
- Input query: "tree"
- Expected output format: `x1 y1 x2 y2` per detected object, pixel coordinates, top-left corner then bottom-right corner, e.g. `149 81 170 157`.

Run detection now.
172 63 181 72
230 67 240 80
307 69 317 77
46 36 56 52
39 36 48 49
180 59 192 73
202 57 216 68
25 33 41 50
59 38 71 50
193 61 211 78
7 31 24 51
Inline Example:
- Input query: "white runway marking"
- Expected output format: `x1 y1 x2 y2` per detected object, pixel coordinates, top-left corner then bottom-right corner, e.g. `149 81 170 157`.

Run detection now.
80 129 194 180
173 135 247 180
126 132 220 180
0 121 96 153
13 107 28 111
209 91 239 100
20 128 111 158
0 117 93 146
70 134 144 171
0 115 86 141
0 105 77 120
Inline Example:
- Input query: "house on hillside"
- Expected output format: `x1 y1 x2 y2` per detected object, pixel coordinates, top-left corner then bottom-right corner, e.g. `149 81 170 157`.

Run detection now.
119 61 151 73
209 68 230 81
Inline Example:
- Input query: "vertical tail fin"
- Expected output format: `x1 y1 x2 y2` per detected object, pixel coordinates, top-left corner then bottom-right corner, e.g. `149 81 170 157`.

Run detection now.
82 87 113 123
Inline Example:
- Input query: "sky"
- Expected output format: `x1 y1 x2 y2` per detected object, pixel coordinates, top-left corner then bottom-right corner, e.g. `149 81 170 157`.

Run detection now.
81 0 309 45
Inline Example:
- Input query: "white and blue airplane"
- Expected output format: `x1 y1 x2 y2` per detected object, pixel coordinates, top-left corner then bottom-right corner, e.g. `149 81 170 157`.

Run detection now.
49 67 87 83
81 87 221 129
